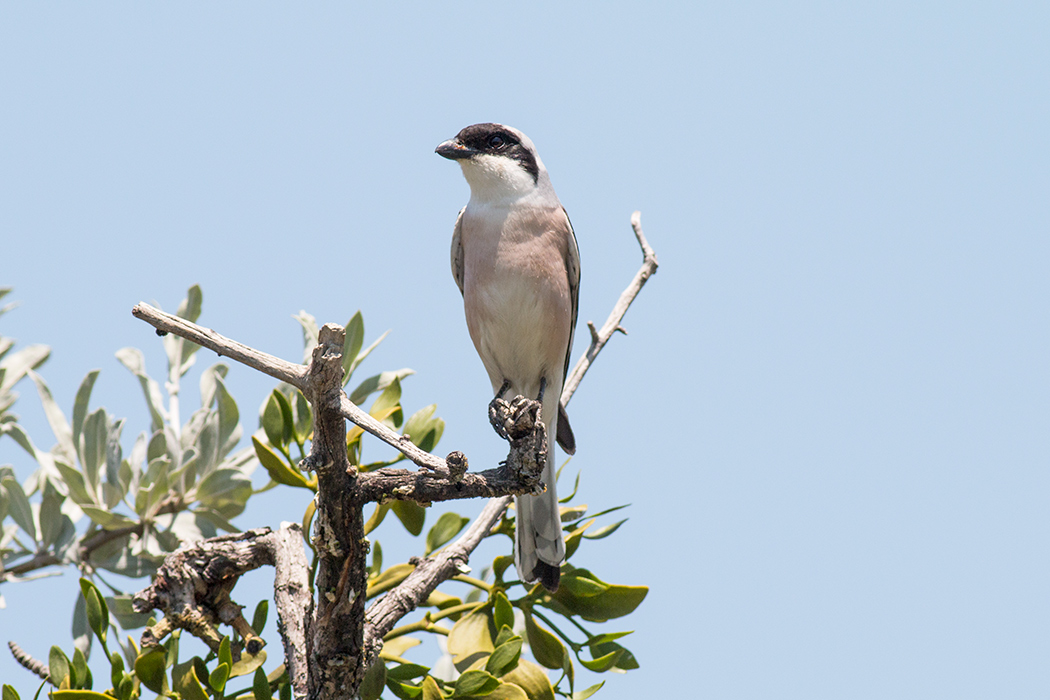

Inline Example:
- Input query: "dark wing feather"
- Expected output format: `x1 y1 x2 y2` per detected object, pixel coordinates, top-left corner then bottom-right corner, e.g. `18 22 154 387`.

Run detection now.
450 207 465 297
557 207 580 455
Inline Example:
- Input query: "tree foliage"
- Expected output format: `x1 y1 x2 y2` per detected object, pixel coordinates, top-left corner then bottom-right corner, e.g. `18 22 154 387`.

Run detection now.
1 286 645 700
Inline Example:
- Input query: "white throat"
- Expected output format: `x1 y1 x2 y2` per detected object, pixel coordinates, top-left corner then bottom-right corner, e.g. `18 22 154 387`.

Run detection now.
459 154 544 206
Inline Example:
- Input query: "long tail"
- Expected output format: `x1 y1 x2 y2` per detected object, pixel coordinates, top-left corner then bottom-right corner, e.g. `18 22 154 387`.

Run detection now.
514 392 566 592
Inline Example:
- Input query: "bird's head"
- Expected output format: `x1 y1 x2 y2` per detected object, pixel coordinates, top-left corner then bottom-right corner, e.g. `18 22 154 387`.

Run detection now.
436 123 547 202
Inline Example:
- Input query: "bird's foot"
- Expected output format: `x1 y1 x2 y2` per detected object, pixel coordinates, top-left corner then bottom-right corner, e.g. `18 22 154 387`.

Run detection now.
489 394 544 444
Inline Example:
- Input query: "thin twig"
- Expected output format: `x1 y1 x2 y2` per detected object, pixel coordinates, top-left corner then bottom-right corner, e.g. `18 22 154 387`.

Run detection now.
562 211 658 404
132 303 307 389
337 395 448 473
361 496 511 665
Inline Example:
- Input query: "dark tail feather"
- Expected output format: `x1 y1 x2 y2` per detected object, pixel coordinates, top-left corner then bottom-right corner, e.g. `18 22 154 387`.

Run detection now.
533 560 561 593
556 402 576 455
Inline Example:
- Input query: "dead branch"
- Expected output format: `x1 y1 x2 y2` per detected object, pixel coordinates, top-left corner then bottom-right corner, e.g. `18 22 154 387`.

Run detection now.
131 524 311 698
562 211 658 403
361 496 511 663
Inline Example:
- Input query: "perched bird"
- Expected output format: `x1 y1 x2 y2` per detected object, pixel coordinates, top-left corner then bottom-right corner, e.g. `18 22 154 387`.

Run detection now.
436 123 580 592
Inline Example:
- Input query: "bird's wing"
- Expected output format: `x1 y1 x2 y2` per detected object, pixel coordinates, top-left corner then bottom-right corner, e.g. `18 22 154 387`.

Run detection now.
561 207 581 384
450 207 466 297
556 207 581 455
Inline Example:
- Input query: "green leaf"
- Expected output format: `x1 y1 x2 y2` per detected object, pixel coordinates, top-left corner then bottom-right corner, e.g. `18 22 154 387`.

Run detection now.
49 646 72 688
420 676 444 700
348 329 391 379
79 578 110 645
492 555 514 583
499 659 554 700
385 663 429 681
370 540 384 577
195 468 253 515
79 505 136 529
72 594 91 659
559 575 607 598
342 311 365 383
523 613 565 670
492 592 514 633
199 363 228 409
425 512 469 555
485 637 523 677
172 659 209 700
582 519 627 540
367 563 416 599
552 568 648 622
54 460 95 506
252 600 269 636
578 649 622 673
588 639 638 671
38 481 64 548
569 681 604 700
2 476 36 541
253 436 314 490
558 471 581 504
293 390 312 445
478 684 527 700
50 693 115 700
273 390 295 445
360 659 387 700
0 344 50 394
348 368 414 406
369 376 403 428
262 392 286 448
105 594 151 629
29 369 74 460
81 408 108 492
115 347 166 433
403 404 444 453
454 670 500 697
2 685 21 700
558 505 587 523
209 662 230 693
252 666 271 700
213 376 241 455
71 371 101 451
447 608 494 670
109 652 125 692
71 647 90 690
177 285 203 324
229 649 267 678
391 500 425 536
218 636 233 670
134 647 168 694
364 502 390 535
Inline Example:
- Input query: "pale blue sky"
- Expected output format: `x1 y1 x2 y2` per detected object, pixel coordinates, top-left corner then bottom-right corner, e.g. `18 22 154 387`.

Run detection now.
2 3 1047 698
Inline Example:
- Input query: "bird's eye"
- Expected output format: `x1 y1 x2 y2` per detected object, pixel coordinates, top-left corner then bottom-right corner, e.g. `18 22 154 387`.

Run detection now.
488 135 505 149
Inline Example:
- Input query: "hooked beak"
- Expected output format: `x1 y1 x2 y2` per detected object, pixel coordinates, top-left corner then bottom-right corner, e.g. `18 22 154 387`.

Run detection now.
435 139 474 160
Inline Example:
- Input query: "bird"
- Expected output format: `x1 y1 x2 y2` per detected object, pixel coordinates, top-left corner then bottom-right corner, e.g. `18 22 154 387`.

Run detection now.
436 123 580 592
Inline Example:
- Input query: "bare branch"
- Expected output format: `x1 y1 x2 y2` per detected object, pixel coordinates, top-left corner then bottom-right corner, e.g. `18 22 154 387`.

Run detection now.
337 394 448 473
562 211 658 404
361 496 511 664
270 524 313 699
357 395 549 504
131 523 312 700
132 303 307 389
